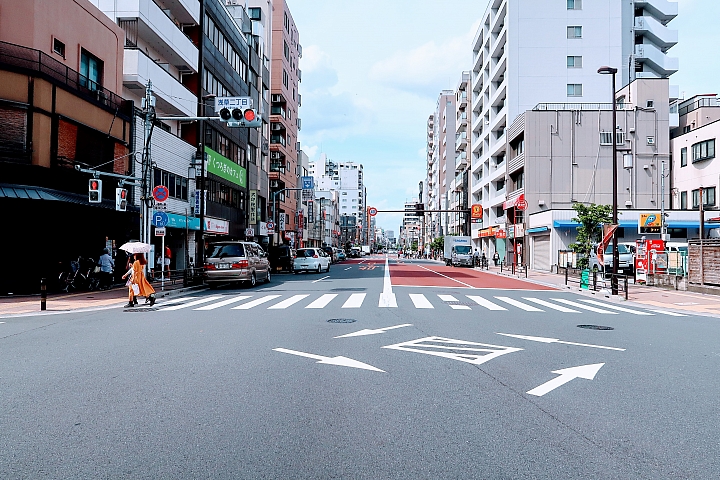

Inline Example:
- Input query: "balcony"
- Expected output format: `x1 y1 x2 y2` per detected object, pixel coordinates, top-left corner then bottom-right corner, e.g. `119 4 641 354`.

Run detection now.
270 134 286 147
455 132 468 151
271 105 286 118
635 0 678 24
458 92 468 108
123 49 196 116
634 43 679 76
455 151 468 169
634 16 678 50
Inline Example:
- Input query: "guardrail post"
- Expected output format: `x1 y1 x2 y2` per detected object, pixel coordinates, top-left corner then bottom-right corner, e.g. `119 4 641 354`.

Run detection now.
565 266 568 285
40 278 47 311
593 270 597 291
500 262 503 273
624 276 629 300
512 263 515 275
525 265 528 278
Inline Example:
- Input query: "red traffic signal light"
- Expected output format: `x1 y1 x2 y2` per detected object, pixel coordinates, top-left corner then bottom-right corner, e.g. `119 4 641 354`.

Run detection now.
88 178 102 203
115 187 128 211
243 109 256 122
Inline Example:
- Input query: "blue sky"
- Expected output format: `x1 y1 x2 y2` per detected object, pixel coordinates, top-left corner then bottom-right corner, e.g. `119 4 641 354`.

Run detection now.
291 0 716 234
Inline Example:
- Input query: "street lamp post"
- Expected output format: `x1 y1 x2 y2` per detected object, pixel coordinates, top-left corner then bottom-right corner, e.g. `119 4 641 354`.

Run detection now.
598 66 619 295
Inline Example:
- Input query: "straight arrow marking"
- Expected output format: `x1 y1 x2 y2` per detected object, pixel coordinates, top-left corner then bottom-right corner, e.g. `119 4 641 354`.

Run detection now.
527 363 605 397
273 348 385 372
334 323 413 338
496 333 626 351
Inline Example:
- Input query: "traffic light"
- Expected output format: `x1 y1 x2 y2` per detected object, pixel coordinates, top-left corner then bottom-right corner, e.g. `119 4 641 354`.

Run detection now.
218 107 262 128
415 203 424 216
115 188 128 211
88 179 102 203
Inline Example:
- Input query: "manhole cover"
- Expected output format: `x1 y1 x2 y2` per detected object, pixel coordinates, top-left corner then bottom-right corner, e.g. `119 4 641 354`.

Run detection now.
577 324 614 330
327 318 357 324
331 288 367 292
125 308 158 313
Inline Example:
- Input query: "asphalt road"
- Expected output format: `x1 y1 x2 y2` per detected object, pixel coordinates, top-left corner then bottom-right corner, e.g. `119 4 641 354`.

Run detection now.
1 256 719 479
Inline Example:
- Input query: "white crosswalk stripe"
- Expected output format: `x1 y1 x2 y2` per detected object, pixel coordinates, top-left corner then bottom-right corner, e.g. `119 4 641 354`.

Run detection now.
649 309 687 317
466 295 507 311
523 297 580 313
551 298 618 314
305 294 338 309
160 296 224 311
231 295 281 310
580 299 654 315
268 294 310 309
157 296 197 307
195 295 252 310
438 294 471 310
342 293 366 308
495 296 544 312
409 294 434 309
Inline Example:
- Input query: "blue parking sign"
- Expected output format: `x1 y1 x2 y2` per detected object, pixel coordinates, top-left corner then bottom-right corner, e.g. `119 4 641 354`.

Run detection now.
153 211 169 228
302 176 314 190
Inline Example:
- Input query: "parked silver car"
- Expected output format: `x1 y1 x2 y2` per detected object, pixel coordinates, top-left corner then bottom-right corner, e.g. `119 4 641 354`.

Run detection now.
293 248 331 273
589 244 634 275
204 241 271 287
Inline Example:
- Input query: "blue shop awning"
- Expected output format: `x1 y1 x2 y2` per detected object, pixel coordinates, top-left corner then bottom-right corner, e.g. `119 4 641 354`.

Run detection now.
553 220 637 228
527 226 550 234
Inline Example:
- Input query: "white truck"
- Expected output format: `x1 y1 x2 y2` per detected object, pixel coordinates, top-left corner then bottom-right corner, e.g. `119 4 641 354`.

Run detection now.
444 236 473 267
361 245 371 256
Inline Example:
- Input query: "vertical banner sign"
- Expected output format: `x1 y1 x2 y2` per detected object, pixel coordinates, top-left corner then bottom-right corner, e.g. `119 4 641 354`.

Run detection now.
194 190 207 215
279 213 286 232
308 201 314 223
297 211 304 237
249 190 258 225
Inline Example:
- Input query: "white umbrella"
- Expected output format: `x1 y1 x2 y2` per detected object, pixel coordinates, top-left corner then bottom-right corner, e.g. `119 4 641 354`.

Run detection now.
119 242 152 254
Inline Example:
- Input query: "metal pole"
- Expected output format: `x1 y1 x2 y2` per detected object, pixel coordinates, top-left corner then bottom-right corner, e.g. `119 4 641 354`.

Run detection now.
700 186 704 286
611 70 619 295
40 278 46 311
661 161 666 240
161 234 165 291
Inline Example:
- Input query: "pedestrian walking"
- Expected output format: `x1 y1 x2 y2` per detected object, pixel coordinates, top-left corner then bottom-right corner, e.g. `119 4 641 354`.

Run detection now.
493 251 500 266
122 253 156 308
164 245 172 273
97 248 114 289
481 252 487 268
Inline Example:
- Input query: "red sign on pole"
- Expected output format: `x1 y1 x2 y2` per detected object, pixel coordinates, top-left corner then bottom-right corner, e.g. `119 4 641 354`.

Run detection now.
495 229 507 239
516 199 528 210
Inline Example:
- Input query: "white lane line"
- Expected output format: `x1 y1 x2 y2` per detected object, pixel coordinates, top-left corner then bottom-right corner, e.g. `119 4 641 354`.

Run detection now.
312 275 330 284
195 295 252 310
157 296 196 307
438 294 471 310
409 294 434 309
551 298 618 314
466 295 507 311
231 295 281 310
580 299 654 316
494 296 544 312
160 296 224 311
306 294 338 309
379 257 397 308
523 297 580 313
649 309 688 317
0 322 5 324
268 294 310 309
344 267 352 270
343 293 366 308
416 264 475 288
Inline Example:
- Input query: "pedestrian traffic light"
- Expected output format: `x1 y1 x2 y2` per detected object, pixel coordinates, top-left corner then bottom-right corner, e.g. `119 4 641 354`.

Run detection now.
89 178 102 203
115 187 128 211
415 203 424 216
218 107 262 128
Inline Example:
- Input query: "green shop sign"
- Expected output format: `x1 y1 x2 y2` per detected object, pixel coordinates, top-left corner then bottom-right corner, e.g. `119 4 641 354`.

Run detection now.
205 146 247 188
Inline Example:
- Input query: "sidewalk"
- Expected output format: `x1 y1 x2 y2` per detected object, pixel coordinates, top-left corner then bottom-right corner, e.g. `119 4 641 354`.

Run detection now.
476 264 720 318
0 278 206 318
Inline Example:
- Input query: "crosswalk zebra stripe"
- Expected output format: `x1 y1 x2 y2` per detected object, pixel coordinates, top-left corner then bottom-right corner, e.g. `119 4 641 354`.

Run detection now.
231 295 281 310
194 295 252 310
466 295 507 311
494 296 544 312
551 298 618 314
438 294 471 310
580 299 654 315
523 297 580 313
159 296 224 311
157 296 196 307
409 294 434 309
305 294 338 309
268 294 310 309
648 309 687 317
342 293 366 308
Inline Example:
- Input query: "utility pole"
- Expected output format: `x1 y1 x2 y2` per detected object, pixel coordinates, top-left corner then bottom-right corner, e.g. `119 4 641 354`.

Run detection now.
141 80 156 248
661 161 667 241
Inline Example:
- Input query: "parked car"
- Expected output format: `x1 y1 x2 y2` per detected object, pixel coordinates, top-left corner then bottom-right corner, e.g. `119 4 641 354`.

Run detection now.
269 245 296 272
349 247 361 258
293 248 331 273
204 241 271 287
588 244 634 275
337 249 347 261
321 246 338 263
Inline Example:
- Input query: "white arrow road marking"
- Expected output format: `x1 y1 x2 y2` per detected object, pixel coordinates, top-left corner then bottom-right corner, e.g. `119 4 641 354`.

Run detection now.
268 294 310 309
580 300 654 315
522 298 579 313
195 295 252 310
305 294 337 309
551 298 618 314
466 295 507 311
342 293 366 308
496 333 626 351
334 324 413 338
160 296 224 311
379 257 397 308
494 296 544 312
312 275 330 284
344 267 352 270
527 363 605 397
273 348 385 372
438 294 471 310
409 294 434 309
231 295 281 310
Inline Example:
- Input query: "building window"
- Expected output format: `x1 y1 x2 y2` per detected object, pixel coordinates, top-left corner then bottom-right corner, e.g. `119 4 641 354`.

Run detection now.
567 84 583 97
283 69 289 89
53 38 65 58
680 191 687 210
600 131 625 145
80 49 103 91
248 7 261 20
567 26 582 38
567 56 582 68
680 147 687 167
567 0 582 9
692 187 716 208
691 139 715 163
154 169 188 201
284 41 290 61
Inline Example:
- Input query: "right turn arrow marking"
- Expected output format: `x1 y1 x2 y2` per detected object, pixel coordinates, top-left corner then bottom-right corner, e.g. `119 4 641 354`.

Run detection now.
527 363 605 397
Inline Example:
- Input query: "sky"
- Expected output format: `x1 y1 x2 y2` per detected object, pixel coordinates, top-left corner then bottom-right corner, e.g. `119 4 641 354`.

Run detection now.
290 0 717 236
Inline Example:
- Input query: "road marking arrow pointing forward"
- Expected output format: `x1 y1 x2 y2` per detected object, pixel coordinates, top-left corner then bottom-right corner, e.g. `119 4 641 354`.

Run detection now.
334 324 412 338
526 363 605 397
497 333 625 351
273 348 385 372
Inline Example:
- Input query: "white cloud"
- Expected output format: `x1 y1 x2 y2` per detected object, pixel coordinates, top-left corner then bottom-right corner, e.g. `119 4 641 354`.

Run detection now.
302 145 319 159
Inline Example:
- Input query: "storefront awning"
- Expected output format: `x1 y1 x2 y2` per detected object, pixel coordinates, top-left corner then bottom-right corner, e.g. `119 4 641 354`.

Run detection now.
527 226 549 234
553 219 702 229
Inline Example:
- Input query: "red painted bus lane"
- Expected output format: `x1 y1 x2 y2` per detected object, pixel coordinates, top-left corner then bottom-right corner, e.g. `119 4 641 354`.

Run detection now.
389 262 556 290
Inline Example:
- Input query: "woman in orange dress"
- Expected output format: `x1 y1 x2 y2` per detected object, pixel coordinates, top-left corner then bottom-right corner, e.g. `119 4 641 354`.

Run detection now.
123 253 156 307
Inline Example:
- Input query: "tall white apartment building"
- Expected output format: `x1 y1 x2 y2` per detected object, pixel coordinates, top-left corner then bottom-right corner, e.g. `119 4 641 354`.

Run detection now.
470 0 678 251
448 72 471 236
426 90 456 241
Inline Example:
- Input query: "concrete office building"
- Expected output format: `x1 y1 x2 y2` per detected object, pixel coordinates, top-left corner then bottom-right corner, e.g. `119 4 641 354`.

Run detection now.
470 0 679 254
426 90 456 241
448 72 471 236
